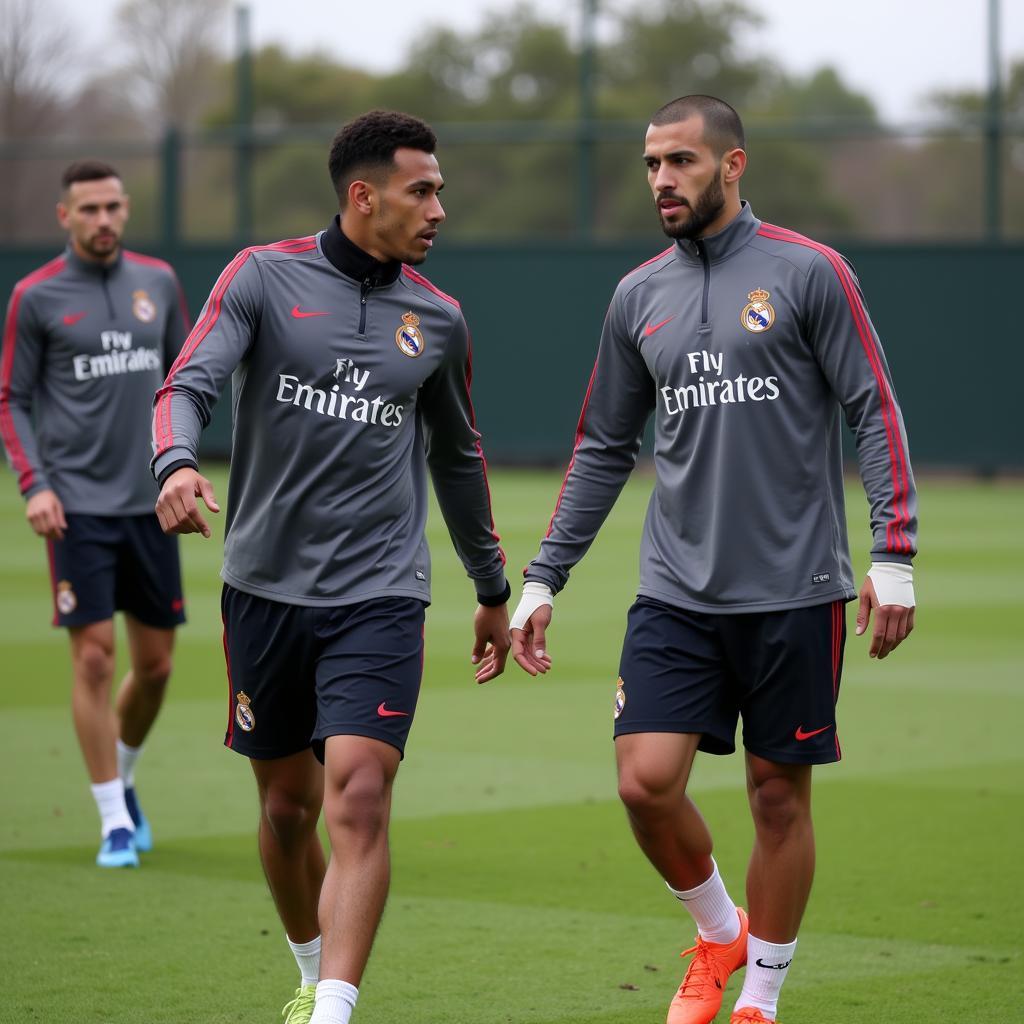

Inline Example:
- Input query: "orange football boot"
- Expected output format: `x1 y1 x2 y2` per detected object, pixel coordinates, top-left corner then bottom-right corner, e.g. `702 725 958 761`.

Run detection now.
666 907 749 1024
730 1008 778 1023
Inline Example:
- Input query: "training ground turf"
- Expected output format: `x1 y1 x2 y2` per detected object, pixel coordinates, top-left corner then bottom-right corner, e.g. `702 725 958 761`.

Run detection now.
0 466 1021 1023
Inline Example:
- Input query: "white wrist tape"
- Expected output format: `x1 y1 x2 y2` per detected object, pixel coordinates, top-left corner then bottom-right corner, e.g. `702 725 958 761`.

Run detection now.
867 562 915 608
510 581 554 630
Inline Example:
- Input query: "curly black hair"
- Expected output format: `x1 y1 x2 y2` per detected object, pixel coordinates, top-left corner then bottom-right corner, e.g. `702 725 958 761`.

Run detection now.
328 110 437 202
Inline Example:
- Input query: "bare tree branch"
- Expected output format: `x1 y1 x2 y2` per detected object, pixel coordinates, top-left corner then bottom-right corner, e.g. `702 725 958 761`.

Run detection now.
0 0 74 138
115 0 231 129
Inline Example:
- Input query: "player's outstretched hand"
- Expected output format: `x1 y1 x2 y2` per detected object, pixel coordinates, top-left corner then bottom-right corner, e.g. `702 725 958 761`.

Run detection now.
155 467 221 538
510 582 554 676
856 563 915 660
26 488 67 541
472 602 511 684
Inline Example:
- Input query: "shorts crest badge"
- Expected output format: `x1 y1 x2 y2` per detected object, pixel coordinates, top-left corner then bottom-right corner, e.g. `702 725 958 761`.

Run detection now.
235 691 256 732
395 311 425 358
741 288 775 333
614 677 626 720
132 289 157 323
56 580 77 616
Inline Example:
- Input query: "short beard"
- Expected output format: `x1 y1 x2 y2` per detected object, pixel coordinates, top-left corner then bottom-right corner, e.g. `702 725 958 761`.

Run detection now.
83 235 119 260
659 174 725 241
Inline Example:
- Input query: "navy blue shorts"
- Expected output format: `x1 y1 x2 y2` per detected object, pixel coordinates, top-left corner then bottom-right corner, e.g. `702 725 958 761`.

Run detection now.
614 596 846 765
221 584 426 762
46 513 185 630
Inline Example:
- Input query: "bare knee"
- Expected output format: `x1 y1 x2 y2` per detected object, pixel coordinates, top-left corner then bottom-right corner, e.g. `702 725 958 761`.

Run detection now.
261 786 320 849
73 638 115 691
135 654 173 690
324 762 391 841
617 763 680 820
749 773 811 842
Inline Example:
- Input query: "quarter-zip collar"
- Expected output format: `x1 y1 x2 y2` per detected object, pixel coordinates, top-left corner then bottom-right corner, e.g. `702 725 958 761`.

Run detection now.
64 244 120 318
673 201 761 265
320 215 402 287
64 244 123 276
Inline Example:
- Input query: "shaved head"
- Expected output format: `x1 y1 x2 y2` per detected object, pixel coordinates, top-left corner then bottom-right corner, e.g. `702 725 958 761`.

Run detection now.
650 95 745 157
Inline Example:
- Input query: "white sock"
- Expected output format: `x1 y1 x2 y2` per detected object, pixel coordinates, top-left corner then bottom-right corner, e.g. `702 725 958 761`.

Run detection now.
309 979 358 1024
666 858 740 944
116 739 143 789
287 934 321 988
735 935 797 1017
90 778 134 837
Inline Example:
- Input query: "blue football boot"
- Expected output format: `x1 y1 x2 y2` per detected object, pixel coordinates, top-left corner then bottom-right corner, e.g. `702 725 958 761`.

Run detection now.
123 787 152 852
97 827 139 868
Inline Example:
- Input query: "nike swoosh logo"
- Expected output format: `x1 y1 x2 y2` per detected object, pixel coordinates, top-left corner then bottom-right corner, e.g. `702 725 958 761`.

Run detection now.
377 702 409 718
644 316 675 336
755 958 793 970
291 305 330 318
794 724 832 741
63 312 87 326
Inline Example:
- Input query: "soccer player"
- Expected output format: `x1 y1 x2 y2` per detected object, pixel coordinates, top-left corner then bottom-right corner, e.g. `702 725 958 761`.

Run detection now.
0 160 189 868
510 95 917 1024
151 111 510 1024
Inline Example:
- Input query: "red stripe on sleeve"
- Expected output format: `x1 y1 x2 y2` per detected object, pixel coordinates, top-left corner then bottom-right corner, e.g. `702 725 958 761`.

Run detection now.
544 356 600 539
401 266 461 308
0 257 67 493
154 237 316 455
757 225 913 554
621 246 674 282
123 249 174 273
461 330 505 562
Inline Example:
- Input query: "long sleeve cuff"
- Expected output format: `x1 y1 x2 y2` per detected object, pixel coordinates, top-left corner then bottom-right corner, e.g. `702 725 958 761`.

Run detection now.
155 457 199 489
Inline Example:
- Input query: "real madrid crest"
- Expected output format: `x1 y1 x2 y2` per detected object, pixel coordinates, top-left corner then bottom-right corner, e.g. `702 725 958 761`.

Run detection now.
614 677 626 720
132 289 157 324
56 580 77 616
235 691 256 732
395 311 425 357
740 288 775 333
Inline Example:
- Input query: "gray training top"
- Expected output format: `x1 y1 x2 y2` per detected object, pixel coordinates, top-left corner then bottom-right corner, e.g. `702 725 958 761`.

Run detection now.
525 203 917 613
1 246 188 514
151 221 508 608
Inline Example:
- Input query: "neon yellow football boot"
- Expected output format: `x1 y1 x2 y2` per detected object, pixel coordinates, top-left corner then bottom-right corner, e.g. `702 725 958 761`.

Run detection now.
281 984 316 1024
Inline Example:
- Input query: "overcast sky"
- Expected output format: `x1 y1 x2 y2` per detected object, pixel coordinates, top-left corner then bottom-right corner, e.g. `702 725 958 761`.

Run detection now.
62 0 1024 123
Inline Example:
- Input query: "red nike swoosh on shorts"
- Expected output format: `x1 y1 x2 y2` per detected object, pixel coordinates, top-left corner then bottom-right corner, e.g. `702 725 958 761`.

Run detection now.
644 316 675 336
291 305 330 318
377 702 409 718
63 311 87 325
794 724 833 741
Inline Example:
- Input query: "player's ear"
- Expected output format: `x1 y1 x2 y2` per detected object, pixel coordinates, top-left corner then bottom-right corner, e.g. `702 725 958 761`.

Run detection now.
348 179 374 216
122 193 131 222
56 201 70 230
722 147 746 185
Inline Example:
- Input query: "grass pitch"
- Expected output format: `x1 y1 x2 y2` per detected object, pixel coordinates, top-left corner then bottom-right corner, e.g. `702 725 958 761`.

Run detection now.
0 466 1021 1022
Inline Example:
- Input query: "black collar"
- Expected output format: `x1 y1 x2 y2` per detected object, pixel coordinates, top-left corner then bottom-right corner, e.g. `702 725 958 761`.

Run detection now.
321 215 401 286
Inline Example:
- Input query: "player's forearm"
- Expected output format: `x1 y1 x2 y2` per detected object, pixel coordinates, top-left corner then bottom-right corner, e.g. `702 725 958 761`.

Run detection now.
432 471 507 593
0 401 48 496
151 389 207 483
526 444 636 595
853 416 917 562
